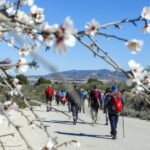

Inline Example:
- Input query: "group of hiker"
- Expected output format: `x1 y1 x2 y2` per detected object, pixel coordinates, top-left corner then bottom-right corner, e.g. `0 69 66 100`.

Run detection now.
44 84 125 139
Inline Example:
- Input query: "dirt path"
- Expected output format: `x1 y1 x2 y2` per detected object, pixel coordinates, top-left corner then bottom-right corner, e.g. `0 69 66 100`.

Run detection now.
0 101 150 150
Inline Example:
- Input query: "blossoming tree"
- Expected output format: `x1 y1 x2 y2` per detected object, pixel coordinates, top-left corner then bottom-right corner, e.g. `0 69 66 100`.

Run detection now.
0 0 150 149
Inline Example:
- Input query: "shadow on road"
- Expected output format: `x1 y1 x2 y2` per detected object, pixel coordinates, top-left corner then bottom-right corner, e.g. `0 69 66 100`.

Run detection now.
43 120 93 126
55 131 112 139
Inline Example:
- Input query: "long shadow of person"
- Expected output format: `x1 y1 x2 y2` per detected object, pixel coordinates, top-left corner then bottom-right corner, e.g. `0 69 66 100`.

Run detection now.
55 131 112 140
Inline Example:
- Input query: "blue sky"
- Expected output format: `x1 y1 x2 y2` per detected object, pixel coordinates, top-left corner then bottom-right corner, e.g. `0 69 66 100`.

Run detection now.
2 0 150 75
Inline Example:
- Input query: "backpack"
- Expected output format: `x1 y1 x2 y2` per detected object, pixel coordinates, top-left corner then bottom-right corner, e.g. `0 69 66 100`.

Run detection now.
93 90 99 100
91 90 101 108
47 89 53 99
111 93 123 112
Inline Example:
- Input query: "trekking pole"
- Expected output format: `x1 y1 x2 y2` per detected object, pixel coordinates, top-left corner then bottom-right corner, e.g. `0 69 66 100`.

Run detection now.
122 109 125 138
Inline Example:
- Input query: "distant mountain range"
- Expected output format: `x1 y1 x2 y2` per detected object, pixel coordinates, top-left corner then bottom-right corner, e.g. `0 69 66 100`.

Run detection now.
27 69 127 83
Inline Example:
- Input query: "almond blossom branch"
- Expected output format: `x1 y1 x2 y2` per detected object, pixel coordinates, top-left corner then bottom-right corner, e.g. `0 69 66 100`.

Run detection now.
56 140 80 148
88 35 131 78
99 16 148 29
2 76 58 146
75 35 121 71
78 16 147 35
0 105 33 150
96 32 128 42
0 139 5 150
14 0 21 17
18 109 43 129
0 133 15 138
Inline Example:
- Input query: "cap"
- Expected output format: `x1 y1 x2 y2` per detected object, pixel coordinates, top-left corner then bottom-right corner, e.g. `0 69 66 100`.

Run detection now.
112 85 117 90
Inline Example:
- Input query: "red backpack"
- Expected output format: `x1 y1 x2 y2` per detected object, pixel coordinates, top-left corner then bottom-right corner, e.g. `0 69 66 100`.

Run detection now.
111 93 123 112
47 89 53 99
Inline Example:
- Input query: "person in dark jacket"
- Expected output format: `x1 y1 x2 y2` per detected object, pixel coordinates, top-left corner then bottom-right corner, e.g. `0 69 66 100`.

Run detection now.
102 87 111 125
67 85 82 125
104 85 125 139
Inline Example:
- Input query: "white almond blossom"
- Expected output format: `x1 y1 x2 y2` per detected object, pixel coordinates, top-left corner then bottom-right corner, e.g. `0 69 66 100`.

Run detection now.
40 22 58 33
61 16 77 34
85 19 100 36
125 39 144 54
72 140 80 148
40 138 54 150
29 121 36 129
142 24 150 33
6 2 14 14
15 57 28 73
20 0 34 6
13 78 19 85
32 42 40 52
54 39 67 55
54 17 76 54
128 59 150 92
3 101 19 113
19 43 32 56
16 10 34 25
8 37 14 47
141 7 150 20
30 5 45 23
42 34 55 47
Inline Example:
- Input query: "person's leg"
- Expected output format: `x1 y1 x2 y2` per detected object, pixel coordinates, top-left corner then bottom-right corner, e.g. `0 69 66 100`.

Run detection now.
90 106 95 122
72 106 77 125
105 109 109 125
109 114 116 136
82 100 85 113
49 98 52 111
114 114 119 138
109 114 117 139
95 108 98 124
75 106 79 124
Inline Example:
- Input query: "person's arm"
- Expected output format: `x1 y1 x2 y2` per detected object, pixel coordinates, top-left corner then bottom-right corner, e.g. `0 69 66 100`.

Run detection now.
104 95 111 110
99 91 102 106
88 91 92 107
120 93 125 106
102 95 105 109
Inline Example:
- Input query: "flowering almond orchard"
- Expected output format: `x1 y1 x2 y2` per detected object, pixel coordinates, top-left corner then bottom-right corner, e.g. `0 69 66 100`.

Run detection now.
0 0 150 150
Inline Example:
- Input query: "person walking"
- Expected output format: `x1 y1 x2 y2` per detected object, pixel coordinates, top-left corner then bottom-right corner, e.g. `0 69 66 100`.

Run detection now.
61 90 67 105
68 85 82 125
104 85 125 139
81 89 87 113
45 84 55 111
88 85 101 124
102 87 111 125
55 90 61 106
66 90 72 113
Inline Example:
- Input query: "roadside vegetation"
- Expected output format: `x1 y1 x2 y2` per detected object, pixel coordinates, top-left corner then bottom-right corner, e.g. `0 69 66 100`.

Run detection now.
0 75 150 120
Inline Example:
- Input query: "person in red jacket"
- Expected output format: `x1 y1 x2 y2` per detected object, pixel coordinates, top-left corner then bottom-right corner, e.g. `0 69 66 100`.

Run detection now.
45 84 55 111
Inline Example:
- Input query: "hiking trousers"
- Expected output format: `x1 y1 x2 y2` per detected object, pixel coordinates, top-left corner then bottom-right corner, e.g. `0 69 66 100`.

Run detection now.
109 113 119 136
46 98 52 111
71 105 79 119
90 106 98 123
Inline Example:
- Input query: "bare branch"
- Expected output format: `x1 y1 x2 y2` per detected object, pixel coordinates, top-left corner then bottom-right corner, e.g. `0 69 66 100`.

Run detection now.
0 105 33 150
96 32 128 42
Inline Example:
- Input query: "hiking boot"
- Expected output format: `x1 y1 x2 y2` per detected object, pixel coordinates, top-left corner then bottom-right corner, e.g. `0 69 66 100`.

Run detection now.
73 119 77 125
112 135 117 140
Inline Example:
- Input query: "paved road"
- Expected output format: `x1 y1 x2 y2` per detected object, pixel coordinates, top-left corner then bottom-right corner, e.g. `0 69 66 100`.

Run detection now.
1 101 150 150
35 101 150 150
